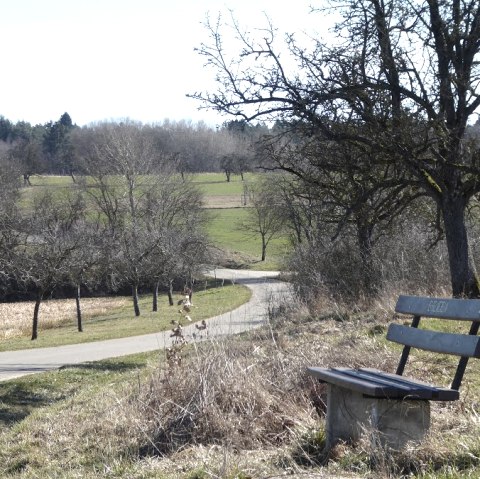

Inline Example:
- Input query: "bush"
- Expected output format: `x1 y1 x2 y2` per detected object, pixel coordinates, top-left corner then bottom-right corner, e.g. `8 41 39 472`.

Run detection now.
139 338 314 456
287 218 451 308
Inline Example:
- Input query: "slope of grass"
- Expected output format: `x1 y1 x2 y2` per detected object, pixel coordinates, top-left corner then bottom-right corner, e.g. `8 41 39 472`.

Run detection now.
206 207 289 270
17 173 291 269
2 298 480 478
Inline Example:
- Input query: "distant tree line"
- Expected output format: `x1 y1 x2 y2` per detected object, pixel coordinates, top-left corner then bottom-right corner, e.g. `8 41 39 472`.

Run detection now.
0 114 272 182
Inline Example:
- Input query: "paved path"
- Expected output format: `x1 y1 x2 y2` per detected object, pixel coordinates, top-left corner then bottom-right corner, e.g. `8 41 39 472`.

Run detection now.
0 269 290 382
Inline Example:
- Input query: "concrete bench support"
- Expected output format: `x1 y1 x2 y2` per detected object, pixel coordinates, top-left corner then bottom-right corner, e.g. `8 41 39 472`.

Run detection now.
326 384 431 450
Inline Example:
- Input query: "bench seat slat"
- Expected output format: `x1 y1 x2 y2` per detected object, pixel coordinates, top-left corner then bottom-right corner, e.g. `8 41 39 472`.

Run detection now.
307 367 459 401
387 323 480 357
341 368 441 392
396 295 480 321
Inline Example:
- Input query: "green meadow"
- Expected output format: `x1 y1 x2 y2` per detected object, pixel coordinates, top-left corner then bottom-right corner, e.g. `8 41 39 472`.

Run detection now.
206 207 289 270
20 173 290 270
193 172 258 195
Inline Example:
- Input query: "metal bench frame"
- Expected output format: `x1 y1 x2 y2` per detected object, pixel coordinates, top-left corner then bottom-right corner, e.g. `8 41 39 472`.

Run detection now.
307 295 480 449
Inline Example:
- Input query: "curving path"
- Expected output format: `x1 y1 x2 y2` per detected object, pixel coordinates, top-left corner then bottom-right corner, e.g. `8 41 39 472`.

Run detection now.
0 269 290 382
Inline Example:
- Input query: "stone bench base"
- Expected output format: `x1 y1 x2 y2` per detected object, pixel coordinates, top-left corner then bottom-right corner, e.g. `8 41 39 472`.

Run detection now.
326 384 431 450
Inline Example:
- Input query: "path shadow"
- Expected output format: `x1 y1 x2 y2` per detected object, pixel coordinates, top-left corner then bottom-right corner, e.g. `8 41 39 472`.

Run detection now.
0 382 59 427
0 360 141 428
59 360 141 373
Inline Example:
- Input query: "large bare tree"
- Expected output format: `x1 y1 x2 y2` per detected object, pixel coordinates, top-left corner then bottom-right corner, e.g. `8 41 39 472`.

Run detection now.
192 0 480 297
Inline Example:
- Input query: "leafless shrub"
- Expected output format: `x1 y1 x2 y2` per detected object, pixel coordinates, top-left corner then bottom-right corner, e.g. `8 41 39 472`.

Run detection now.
375 220 450 297
139 337 316 456
288 217 451 310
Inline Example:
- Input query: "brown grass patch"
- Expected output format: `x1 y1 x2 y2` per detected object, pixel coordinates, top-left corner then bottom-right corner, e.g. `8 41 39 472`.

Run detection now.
3 293 480 478
139 337 315 456
203 194 245 208
0 297 130 339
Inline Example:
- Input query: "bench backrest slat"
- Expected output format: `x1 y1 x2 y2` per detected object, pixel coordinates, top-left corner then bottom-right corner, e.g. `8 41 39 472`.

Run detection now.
396 295 480 321
387 323 480 358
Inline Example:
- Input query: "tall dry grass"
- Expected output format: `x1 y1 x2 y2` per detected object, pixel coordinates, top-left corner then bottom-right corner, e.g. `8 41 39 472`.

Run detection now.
2 292 480 478
0 297 129 339
132 295 480 477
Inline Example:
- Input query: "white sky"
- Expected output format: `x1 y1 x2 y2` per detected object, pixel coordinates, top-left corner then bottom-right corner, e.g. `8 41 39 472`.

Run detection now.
0 0 326 128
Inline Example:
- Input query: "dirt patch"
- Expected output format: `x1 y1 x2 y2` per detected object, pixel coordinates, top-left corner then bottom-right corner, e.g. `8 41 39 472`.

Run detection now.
203 195 246 208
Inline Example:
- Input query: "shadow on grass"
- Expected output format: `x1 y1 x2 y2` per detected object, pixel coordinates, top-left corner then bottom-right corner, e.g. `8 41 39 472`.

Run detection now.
0 360 143 428
59 359 143 372
0 382 59 427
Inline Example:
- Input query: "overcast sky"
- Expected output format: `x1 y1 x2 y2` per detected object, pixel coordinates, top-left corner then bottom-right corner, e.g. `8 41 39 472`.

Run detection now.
0 0 327 128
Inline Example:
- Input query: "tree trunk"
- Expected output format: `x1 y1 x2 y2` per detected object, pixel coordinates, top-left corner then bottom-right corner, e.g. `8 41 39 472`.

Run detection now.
356 219 378 297
261 234 267 261
31 293 43 340
76 283 83 332
167 280 174 306
153 281 159 312
442 195 480 298
132 284 141 316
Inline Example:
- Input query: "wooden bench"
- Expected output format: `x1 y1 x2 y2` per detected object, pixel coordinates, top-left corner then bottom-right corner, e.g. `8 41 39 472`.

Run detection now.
307 295 480 449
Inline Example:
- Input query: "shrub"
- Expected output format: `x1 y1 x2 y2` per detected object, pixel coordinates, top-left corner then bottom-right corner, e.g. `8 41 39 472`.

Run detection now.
287 218 451 308
139 338 314 456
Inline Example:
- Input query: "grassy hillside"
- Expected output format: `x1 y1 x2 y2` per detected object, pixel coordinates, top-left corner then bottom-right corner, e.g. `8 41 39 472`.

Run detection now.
19 173 290 270
206 207 289 270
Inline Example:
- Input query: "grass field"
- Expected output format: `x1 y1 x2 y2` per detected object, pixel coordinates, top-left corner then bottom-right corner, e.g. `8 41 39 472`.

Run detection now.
206 207 289 270
18 173 290 270
193 172 257 195
2 299 480 478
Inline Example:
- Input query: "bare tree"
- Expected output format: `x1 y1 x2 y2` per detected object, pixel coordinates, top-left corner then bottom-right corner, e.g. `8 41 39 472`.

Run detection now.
0 153 22 295
77 121 209 316
241 178 284 261
260 132 422 294
144 177 209 311
67 223 103 332
9 190 86 340
192 1 480 297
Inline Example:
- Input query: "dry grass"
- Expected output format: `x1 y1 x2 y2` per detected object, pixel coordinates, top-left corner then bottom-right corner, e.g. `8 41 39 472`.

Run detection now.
2 292 480 478
140 338 314 455
203 194 246 209
0 297 130 340
129 297 480 478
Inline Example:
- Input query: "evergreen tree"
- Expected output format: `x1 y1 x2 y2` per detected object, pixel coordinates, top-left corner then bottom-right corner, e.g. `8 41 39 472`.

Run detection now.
42 112 75 175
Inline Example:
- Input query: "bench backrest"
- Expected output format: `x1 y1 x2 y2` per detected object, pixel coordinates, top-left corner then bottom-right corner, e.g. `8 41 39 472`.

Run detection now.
387 295 480 390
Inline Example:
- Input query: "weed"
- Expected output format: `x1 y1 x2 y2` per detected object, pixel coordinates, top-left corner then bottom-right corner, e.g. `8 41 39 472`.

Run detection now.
289 427 328 467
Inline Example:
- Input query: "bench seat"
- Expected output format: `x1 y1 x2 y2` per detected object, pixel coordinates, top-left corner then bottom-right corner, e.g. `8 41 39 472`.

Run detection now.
307 366 459 401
